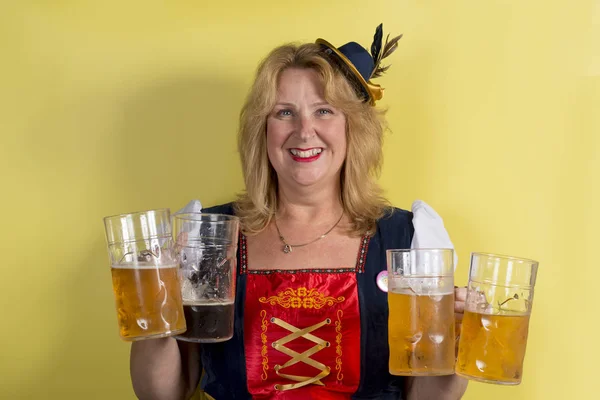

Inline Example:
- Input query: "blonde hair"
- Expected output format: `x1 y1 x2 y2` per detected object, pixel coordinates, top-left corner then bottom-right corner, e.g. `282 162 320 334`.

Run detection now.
234 42 391 236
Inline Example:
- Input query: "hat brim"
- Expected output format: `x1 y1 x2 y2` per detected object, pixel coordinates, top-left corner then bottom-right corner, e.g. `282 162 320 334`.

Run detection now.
315 38 383 105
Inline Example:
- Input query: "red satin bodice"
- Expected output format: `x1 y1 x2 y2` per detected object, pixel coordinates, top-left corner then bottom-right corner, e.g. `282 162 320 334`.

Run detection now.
244 271 361 399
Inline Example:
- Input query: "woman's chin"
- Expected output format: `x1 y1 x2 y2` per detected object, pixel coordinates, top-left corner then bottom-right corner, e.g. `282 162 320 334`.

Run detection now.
284 172 336 189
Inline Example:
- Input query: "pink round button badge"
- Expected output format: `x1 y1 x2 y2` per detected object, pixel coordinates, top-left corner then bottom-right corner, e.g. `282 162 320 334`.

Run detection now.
376 270 388 292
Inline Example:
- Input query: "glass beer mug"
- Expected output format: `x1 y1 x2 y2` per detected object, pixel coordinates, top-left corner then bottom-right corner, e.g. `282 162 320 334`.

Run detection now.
456 252 539 385
387 249 455 376
103 209 186 341
173 213 239 343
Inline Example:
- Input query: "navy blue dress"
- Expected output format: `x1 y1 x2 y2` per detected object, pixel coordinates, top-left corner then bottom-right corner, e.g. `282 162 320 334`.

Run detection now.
198 203 414 399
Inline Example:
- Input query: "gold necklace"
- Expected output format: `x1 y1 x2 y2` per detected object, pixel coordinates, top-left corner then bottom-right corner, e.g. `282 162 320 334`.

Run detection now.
274 211 344 254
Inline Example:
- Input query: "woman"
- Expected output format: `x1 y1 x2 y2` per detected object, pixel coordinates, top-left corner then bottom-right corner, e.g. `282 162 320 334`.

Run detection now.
131 25 468 400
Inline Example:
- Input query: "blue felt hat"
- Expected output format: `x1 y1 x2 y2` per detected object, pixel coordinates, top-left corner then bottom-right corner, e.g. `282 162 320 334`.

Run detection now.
316 24 403 105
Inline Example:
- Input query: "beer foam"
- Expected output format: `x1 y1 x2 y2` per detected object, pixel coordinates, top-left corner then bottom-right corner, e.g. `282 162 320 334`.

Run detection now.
183 300 234 306
389 276 454 295
389 287 454 296
111 262 178 270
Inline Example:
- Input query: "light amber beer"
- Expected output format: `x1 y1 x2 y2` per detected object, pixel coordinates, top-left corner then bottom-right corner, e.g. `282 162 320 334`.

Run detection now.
111 262 186 340
456 311 530 384
388 288 455 375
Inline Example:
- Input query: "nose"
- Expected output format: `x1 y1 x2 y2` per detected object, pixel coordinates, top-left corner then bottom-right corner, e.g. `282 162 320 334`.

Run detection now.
295 115 315 142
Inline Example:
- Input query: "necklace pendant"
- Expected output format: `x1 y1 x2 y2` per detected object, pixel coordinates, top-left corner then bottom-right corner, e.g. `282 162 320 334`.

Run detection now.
283 244 292 254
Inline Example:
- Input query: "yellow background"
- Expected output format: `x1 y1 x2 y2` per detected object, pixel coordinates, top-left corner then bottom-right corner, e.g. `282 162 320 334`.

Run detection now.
1 1 597 399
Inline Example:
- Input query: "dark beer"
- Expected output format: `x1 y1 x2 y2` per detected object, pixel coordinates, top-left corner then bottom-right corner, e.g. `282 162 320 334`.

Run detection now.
177 301 235 343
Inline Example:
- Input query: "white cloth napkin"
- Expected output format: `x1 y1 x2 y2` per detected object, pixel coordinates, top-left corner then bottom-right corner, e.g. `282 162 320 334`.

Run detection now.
174 199 203 215
411 200 458 270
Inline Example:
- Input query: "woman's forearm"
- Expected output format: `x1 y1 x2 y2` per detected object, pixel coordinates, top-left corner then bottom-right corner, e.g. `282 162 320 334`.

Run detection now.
405 375 468 400
130 338 201 400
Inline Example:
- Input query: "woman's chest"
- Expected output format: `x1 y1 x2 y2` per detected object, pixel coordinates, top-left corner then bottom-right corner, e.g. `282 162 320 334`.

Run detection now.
242 272 362 399
245 230 363 271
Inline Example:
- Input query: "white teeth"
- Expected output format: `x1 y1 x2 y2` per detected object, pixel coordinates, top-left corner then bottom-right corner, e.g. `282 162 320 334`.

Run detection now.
290 148 322 158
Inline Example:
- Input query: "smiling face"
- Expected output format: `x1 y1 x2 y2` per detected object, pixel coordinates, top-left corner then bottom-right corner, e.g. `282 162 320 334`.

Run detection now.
266 67 347 190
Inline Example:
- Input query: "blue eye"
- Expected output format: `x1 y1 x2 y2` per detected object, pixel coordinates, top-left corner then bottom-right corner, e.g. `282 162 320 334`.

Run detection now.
318 108 332 115
277 109 293 117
